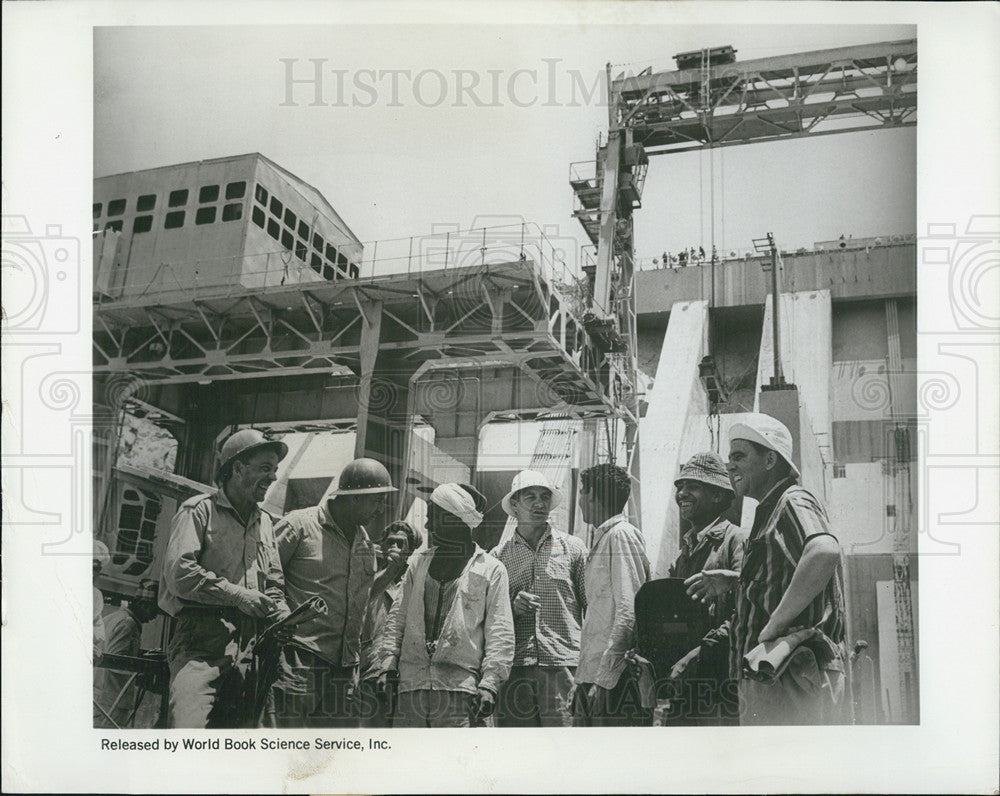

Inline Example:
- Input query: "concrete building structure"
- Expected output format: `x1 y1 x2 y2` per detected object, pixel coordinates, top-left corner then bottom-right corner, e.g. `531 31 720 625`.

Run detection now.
93 153 362 301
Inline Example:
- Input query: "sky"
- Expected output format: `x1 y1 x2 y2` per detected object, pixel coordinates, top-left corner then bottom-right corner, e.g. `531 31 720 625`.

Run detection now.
94 23 916 273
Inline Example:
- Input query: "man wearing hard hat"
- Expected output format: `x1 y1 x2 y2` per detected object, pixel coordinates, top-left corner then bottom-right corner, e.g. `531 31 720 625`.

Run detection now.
491 470 587 727
721 413 848 725
159 429 291 728
271 457 396 728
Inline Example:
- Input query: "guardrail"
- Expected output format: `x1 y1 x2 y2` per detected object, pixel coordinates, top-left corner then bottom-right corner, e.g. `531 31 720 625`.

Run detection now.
94 222 585 305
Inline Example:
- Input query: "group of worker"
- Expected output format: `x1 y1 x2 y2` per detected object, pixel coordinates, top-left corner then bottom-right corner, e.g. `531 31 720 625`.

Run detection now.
95 409 849 729
654 246 713 269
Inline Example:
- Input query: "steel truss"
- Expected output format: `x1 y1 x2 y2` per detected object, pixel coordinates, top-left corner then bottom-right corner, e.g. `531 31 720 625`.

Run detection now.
94 261 622 421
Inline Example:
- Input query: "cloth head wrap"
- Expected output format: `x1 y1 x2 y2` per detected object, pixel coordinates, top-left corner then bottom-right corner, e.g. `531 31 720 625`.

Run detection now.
429 483 484 530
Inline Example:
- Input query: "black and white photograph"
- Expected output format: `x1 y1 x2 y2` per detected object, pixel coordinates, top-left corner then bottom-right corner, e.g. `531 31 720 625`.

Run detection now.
2 2 998 794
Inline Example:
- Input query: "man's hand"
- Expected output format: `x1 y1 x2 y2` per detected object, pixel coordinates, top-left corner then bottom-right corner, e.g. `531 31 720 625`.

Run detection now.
377 668 399 695
233 588 277 618
669 646 701 680
684 569 739 603
471 687 495 719
382 546 409 578
511 590 541 617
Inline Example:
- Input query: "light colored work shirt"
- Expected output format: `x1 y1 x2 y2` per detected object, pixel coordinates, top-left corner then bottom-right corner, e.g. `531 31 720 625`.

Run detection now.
274 503 377 667
492 526 587 667
575 513 650 690
380 547 514 696
94 607 142 728
359 581 403 682
158 490 287 618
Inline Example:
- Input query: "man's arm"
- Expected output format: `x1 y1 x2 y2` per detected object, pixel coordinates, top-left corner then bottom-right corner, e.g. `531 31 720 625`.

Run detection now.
378 563 414 672
260 517 290 619
758 534 841 643
726 527 750 572
272 516 301 568
163 502 259 608
478 563 515 696
571 541 588 616
594 529 647 690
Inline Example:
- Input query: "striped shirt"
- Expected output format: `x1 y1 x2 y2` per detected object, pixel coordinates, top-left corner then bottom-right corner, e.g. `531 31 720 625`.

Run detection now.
731 477 846 679
492 527 588 668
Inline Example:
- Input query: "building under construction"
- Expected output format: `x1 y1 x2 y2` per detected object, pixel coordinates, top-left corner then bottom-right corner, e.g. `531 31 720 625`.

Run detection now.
92 39 918 724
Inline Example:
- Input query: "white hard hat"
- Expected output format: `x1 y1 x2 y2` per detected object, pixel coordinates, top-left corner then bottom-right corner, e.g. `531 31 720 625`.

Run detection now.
501 470 561 517
729 413 800 477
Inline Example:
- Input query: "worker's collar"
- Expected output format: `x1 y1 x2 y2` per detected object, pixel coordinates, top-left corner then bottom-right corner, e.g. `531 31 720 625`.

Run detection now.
682 514 728 549
514 524 552 552
216 486 259 526
753 476 801 523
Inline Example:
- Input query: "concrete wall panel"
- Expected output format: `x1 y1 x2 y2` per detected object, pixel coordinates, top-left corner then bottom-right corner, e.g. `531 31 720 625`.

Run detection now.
639 300 709 576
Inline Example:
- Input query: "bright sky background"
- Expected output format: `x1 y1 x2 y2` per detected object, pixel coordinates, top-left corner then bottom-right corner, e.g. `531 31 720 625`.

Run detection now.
95 23 915 273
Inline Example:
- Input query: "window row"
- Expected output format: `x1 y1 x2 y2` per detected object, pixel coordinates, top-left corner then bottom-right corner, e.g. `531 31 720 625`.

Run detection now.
251 187 358 279
93 202 243 234
254 184 331 258
93 181 247 219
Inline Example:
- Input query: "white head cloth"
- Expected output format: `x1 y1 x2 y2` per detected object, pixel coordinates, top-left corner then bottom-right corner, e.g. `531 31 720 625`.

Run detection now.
429 483 483 530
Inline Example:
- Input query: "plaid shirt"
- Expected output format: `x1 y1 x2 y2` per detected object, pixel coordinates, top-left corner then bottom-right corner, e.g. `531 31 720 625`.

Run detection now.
731 477 846 680
492 527 588 668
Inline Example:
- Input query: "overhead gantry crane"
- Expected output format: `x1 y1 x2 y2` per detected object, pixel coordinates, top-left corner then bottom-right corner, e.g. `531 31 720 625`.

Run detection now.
571 34 916 699
571 37 916 453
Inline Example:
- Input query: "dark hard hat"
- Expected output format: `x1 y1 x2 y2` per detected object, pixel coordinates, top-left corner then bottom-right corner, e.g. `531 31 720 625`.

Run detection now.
217 429 288 480
329 458 398 496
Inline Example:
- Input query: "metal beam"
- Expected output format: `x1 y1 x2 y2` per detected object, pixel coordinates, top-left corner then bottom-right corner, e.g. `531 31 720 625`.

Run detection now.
593 132 623 318
354 298 384 458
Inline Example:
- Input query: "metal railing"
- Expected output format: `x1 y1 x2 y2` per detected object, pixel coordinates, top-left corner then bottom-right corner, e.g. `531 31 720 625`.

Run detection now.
94 222 583 305
632 234 918 272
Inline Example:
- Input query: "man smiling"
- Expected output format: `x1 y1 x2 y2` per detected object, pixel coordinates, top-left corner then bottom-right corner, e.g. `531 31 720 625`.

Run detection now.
159 429 290 728
724 414 848 725
666 452 747 724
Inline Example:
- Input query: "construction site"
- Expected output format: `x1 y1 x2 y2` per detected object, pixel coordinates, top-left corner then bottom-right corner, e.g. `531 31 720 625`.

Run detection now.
92 38 918 725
